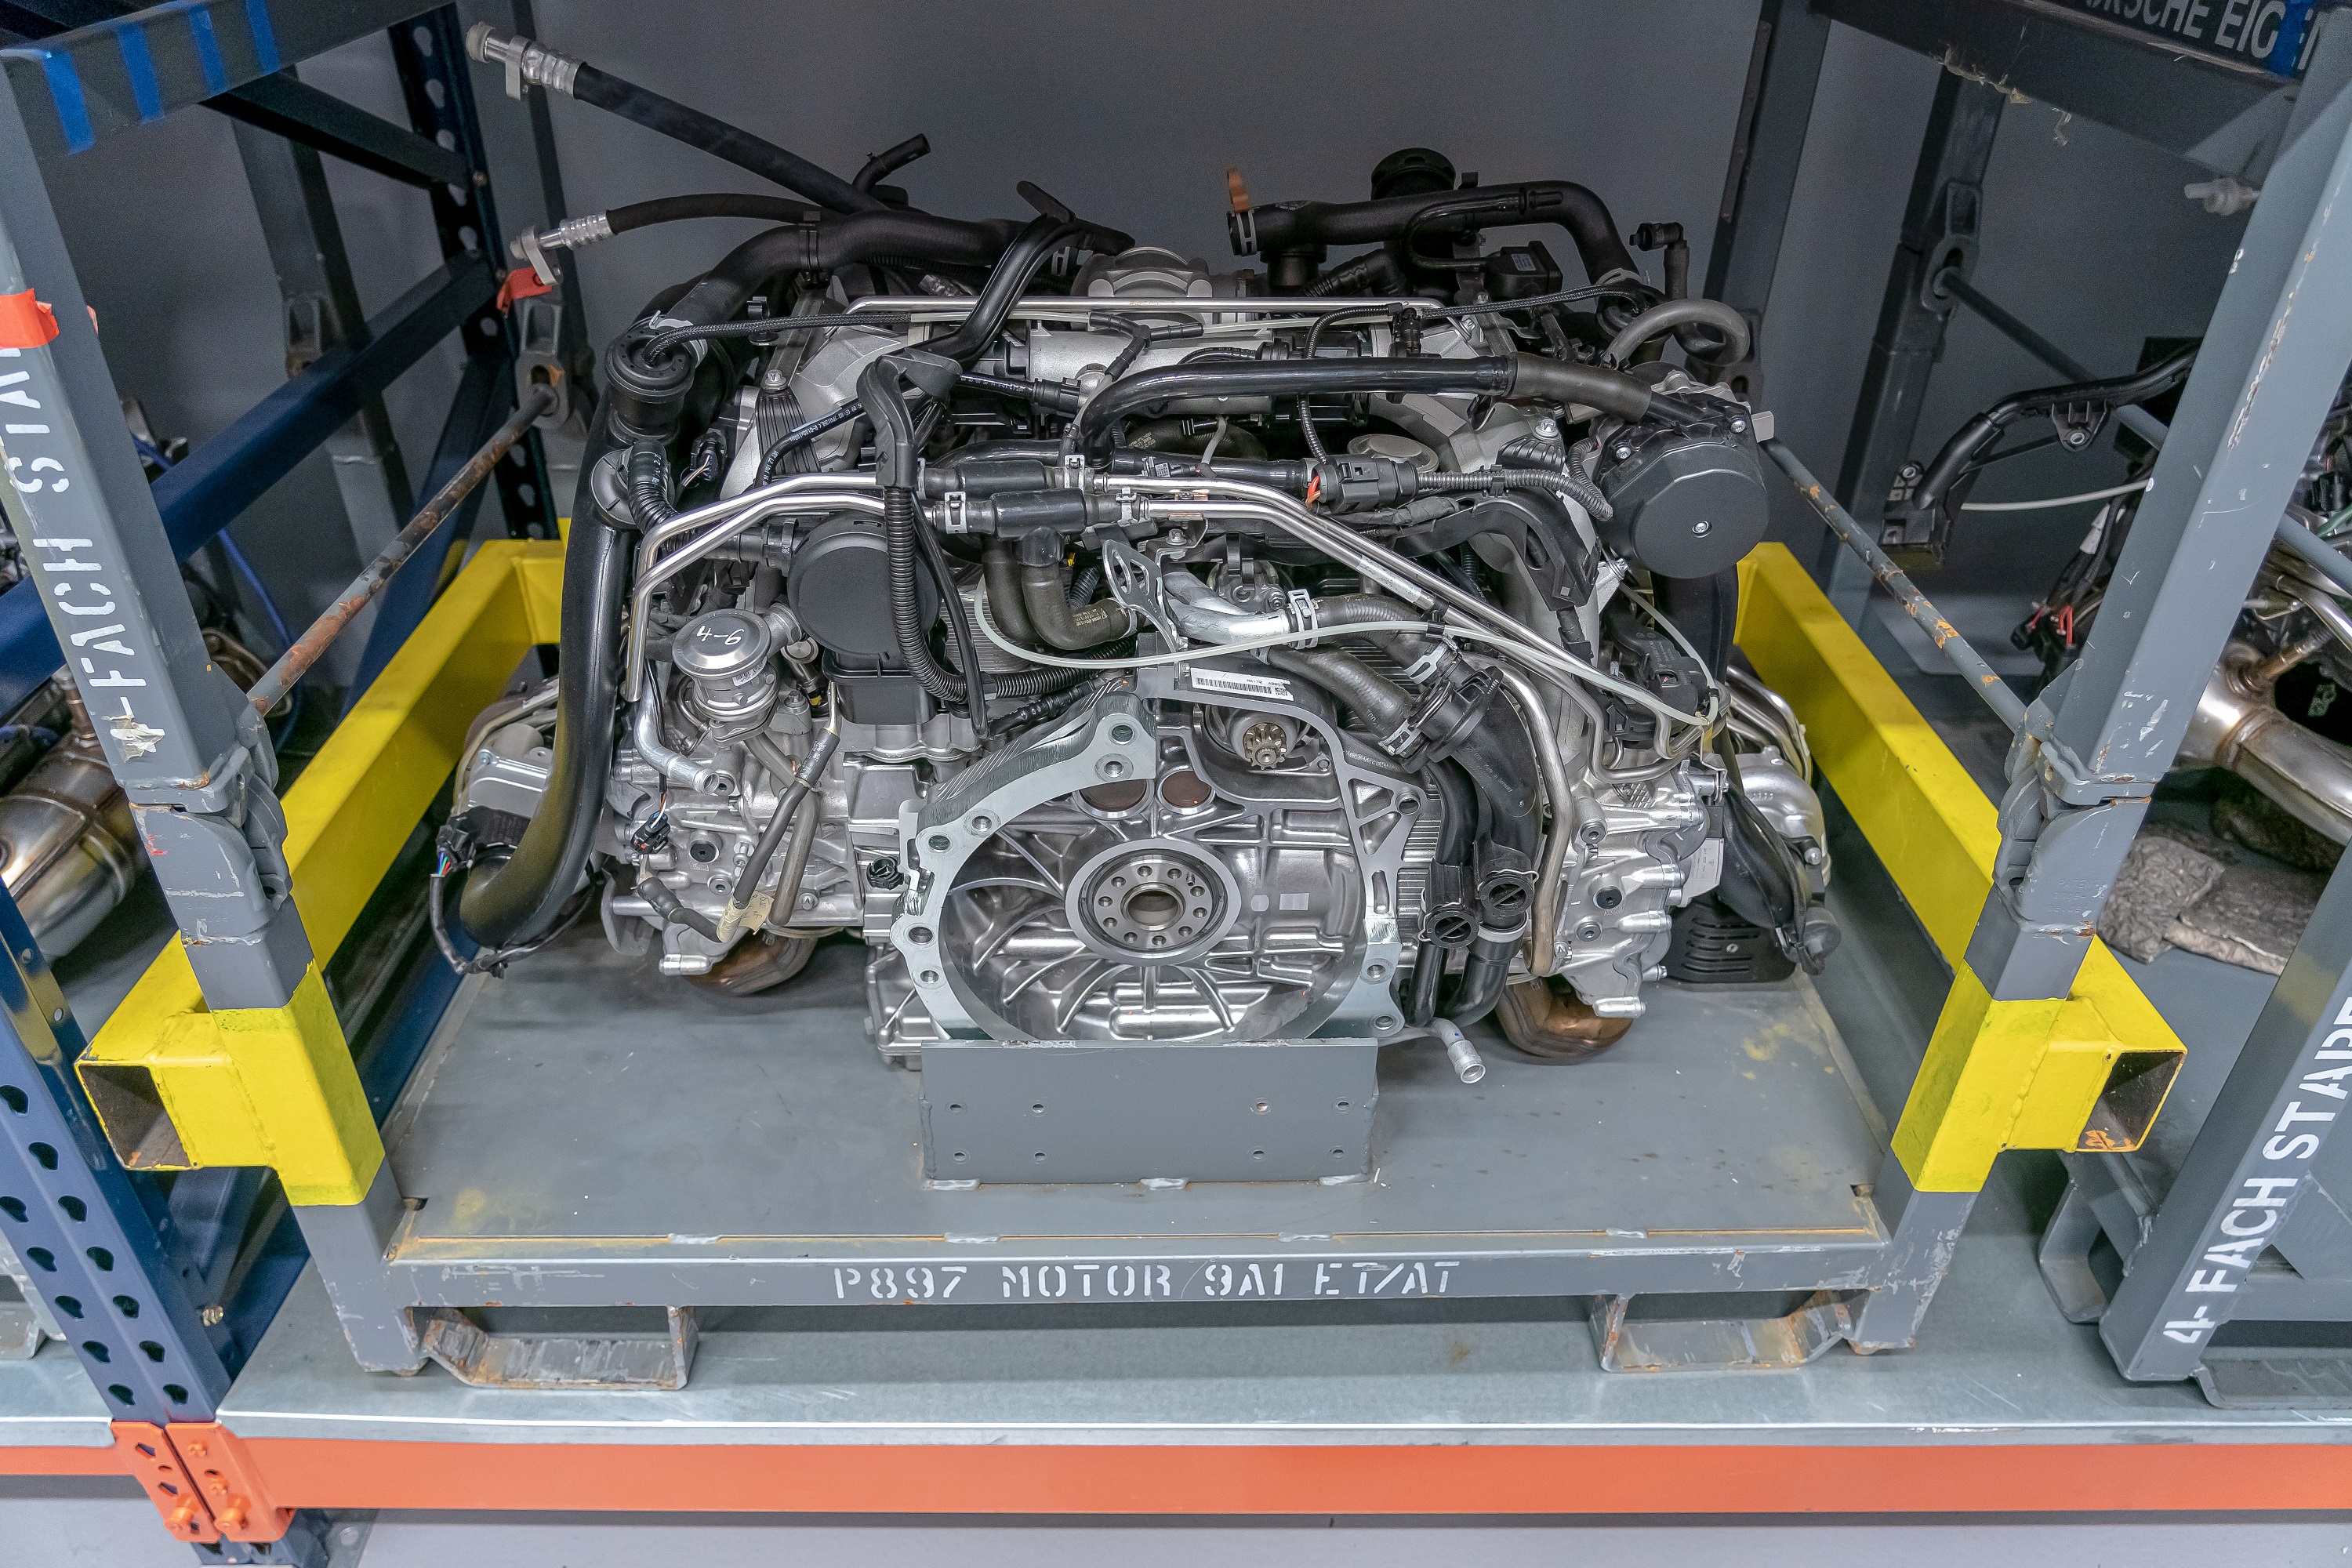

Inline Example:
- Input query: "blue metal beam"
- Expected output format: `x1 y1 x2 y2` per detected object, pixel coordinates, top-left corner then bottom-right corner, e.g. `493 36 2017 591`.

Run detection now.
211 70 470 189
1 0 434 158
0 253 492 714
0 883 230 1425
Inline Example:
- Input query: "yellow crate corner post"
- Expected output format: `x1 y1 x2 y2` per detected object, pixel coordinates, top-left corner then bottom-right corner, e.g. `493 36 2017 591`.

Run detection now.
73 543 562 1204
1736 543 2185 1199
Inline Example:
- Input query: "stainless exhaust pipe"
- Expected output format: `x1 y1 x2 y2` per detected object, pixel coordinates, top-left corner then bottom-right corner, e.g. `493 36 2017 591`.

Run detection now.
2177 644 2352 844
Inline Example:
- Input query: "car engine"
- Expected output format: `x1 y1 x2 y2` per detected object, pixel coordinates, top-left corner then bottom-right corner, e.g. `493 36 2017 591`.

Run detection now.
433 143 1840 1181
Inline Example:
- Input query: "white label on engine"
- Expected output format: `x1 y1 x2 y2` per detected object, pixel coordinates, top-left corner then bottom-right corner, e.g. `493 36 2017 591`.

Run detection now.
1682 837 1725 904
1187 669 1294 702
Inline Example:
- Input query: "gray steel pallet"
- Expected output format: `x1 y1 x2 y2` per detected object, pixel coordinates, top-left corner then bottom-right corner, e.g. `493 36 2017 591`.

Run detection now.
272 794 1972 1386
208 804 2348 1450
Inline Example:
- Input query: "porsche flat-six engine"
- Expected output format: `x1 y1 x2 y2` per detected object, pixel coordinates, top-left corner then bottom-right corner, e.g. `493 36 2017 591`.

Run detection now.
436 122 1840 1182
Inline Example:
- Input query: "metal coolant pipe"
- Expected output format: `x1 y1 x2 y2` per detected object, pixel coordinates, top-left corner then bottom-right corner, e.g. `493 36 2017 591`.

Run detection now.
1430 1018 1487 1084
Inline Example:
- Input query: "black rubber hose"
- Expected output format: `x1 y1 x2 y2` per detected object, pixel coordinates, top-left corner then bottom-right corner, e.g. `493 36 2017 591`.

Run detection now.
958 369 1083 412
569 61 878 214
1506 356 1691 422
1314 593 1456 677
991 663 1093 699
454 412 630 947
1077 358 1513 453
1446 934 1518 1025
884 487 967 706
1406 932 1446 1029
915 507 986 710
1447 715 1541 860
982 538 1039 644
604 193 818 233
666 212 1035 328
1073 354 1666 452
739 729 840 906
1243 182 1640 286
1404 760 1479 1029
1655 569 1740 677
1265 646 1416 735
1016 532 1132 649
928 214 1114 367
855 133 930 192
637 873 721 942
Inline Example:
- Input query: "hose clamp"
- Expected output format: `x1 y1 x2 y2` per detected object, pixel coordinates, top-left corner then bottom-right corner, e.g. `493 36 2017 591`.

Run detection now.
1285 587 1318 647
941 488 969 534
1399 642 1452 685
1376 715 1425 759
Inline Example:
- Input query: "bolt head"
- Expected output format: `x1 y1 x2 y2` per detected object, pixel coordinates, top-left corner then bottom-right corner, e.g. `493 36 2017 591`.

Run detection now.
1691 519 1712 536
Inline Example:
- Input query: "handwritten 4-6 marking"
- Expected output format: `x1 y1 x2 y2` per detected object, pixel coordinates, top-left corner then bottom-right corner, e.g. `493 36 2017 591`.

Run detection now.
833 1258 1467 1302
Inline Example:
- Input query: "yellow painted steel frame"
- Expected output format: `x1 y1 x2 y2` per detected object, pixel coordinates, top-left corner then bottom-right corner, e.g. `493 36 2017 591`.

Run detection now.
1736 544 2183 1193
77 543 564 1206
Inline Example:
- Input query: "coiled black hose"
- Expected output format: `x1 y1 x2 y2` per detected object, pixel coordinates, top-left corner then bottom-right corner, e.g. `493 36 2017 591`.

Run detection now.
884 487 967 707
625 439 672 531
1415 466 1613 522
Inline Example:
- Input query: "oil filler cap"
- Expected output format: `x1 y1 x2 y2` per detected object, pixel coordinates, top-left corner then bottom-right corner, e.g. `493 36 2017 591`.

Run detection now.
673 609 774 687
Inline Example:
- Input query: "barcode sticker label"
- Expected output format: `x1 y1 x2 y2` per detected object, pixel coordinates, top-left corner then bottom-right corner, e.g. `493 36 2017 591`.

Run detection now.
1187 669 1293 702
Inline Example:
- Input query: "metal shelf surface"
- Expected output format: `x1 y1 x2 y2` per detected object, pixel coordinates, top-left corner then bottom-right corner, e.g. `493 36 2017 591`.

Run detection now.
0 1346 113 1454
372 933 1891 1310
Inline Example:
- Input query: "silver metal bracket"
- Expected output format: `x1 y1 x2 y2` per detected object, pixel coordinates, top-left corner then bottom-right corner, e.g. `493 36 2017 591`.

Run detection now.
1102 535 1184 648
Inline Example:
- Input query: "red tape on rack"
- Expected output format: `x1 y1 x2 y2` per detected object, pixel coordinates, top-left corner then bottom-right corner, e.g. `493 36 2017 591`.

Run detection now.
495 267 552 313
0 289 57 347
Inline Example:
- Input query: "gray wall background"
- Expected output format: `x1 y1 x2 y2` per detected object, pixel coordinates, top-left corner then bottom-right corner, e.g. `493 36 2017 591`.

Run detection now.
33 1 2257 681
